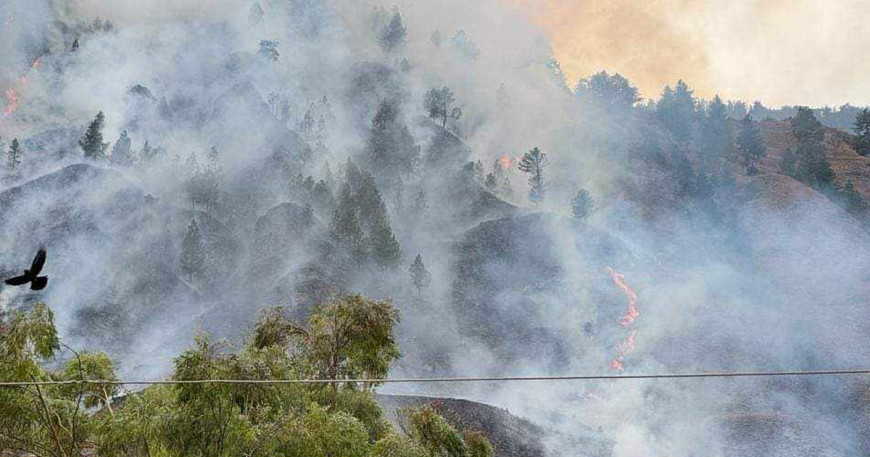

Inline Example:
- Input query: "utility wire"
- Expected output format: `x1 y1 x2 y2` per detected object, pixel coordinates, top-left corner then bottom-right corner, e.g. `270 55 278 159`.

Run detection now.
4 369 870 387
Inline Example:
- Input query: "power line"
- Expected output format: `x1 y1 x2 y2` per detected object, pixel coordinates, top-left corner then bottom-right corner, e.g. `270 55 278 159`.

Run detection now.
4 368 870 387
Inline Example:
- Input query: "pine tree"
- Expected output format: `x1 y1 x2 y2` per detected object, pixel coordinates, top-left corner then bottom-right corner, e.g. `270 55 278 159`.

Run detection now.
408 254 432 295
783 107 833 189
258 40 280 61
7 138 22 171
518 147 550 205
412 190 428 219
656 80 695 145
378 11 407 53
574 71 639 116
570 189 595 221
369 219 401 269
736 114 766 174
853 108 870 156
180 219 205 282
311 179 335 215
110 130 134 167
80 111 109 160
331 184 366 262
699 95 732 172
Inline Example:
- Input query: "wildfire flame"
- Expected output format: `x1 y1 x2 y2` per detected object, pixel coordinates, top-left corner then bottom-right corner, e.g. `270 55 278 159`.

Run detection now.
499 154 512 170
2 89 19 117
607 267 640 371
1 56 40 121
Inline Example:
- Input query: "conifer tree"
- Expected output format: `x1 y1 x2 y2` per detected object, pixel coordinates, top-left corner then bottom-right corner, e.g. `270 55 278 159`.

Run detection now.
699 95 732 172
570 189 595 221
424 86 461 128
656 80 695 145
378 11 407 53
179 219 205 282
853 108 870 156
736 114 767 174
408 254 432 295
80 111 109 160
782 107 833 189
369 219 401 269
110 130 134 167
7 138 22 171
839 179 867 217
484 173 498 192
518 147 550 205
331 184 366 262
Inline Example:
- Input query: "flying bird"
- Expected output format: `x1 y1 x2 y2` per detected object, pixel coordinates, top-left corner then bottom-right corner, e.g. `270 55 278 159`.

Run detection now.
5 248 48 290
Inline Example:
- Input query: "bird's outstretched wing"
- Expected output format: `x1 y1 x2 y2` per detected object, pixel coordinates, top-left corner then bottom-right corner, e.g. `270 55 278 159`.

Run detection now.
30 249 46 276
31 276 48 290
5 274 30 286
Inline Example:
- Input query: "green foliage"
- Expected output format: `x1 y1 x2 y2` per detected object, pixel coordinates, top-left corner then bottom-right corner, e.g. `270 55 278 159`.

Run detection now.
59 352 118 411
179 218 205 282
699 95 733 172
737 114 766 174
80 111 109 160
656 80 696 145
782 107 834 189
837 179 868 218
400 406 466 457
464 431 494 457
371 434 429 457
574 71 639 115
854 108 870 156
518 147 550 205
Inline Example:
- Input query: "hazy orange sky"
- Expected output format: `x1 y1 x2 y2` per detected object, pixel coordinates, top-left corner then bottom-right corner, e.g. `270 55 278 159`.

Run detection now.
514 0 870 107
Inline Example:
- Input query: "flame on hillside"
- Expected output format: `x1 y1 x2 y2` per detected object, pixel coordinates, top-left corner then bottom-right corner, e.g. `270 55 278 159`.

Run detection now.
607 267 640 371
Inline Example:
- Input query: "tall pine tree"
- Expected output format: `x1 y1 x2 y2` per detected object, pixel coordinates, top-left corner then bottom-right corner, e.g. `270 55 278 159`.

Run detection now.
110 130 134 167
180 219 205 282
80 111 109 160
7 138 22 171
518 147 550 205
408 254 432 295
853 108 870 156
736 114 766 175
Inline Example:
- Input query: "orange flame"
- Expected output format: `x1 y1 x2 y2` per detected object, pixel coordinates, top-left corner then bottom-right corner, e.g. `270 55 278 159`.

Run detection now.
500 154 512 170
608 267 639 326
607 267 640 371
3 89 19 117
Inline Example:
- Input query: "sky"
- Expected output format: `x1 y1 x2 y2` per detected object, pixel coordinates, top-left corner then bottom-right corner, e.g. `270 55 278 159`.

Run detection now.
514 0 870 107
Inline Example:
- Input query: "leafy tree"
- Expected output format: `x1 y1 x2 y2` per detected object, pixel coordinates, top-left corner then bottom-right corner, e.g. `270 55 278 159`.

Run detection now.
258 40 280 61
0 303 93 457
409 254 432 295
180 218 205 282
59 352 119 416
400 406 466 457
80 111 109 160
574 71 639 115
656 80 696 145
570 189 595 221
853 108 870 156
699 95 733 172
110 130 134 167
424 86 461 128
736 114 766 174
782 107 834 189
379 11 407 52
7 137 22 170
518 147 550 205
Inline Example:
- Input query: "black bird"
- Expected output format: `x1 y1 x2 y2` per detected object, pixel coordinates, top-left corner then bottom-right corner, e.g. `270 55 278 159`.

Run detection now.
5 248 48 290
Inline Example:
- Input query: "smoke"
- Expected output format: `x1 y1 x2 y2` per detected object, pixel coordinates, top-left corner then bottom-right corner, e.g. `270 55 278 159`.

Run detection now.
518 0 870 107
1 0 869 455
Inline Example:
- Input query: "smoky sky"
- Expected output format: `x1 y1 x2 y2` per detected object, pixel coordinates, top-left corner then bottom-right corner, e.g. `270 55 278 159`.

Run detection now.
516 0 870 107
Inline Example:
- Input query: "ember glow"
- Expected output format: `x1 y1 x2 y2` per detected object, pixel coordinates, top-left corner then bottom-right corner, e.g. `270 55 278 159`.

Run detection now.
607 267 639 371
